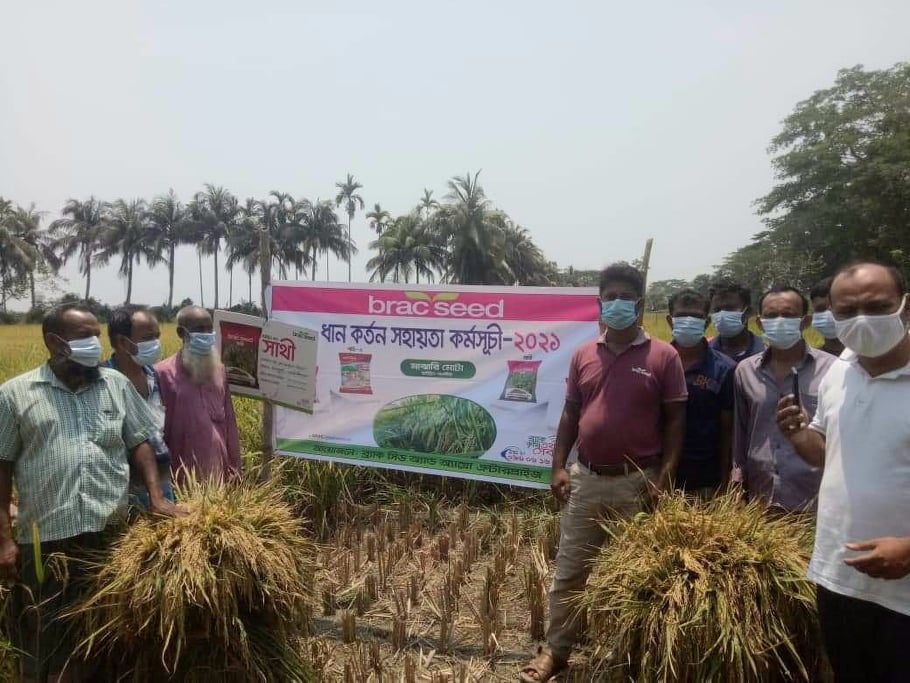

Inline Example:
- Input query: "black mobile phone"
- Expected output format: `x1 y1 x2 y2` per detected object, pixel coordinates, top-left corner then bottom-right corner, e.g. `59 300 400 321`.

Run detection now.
790 367 800 409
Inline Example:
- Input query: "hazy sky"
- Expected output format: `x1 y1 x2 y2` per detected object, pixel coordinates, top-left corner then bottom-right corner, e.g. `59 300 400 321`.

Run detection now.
2 0 908 309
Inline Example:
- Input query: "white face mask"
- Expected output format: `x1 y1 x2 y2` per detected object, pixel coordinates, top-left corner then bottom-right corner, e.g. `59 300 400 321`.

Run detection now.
834 298 909 358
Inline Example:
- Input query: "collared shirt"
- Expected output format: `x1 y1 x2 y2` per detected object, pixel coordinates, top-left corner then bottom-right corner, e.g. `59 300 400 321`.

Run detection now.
102 356 170 463
807 351 910 616
0 364 157 542
674 341 736 489
154 354 241 481
709 331 766 365
732 344 836 511
568 330 688 466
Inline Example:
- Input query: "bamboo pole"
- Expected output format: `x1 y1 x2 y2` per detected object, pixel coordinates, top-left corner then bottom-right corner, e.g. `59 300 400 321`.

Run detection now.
259 224 274 482
639 238 654 323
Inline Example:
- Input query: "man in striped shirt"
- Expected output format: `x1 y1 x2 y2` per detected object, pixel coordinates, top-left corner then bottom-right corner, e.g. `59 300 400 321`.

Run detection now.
0 304 181 681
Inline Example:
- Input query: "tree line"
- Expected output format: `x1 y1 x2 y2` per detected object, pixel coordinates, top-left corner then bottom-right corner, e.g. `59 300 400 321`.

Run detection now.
644 62 910 309
3 63 907 317
0 171 558 316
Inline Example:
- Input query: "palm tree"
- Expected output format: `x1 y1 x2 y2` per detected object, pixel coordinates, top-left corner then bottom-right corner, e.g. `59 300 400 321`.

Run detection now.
50 197 108 301
288 199 349 281
0 201 36 312
335 173 364 282
96 199 155 304
435 171 508 285
227 198 262 303
418 188 439 221
500 220 555 285
366 203 391 235
146 190 189 309
8 204 60 308
367 218 416 284
188 184 238 309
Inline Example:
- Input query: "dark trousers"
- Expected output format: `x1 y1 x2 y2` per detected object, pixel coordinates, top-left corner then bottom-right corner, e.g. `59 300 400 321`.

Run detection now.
817 585 910 682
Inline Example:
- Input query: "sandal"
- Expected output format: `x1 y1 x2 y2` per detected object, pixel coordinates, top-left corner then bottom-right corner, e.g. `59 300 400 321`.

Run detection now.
519 646 568 682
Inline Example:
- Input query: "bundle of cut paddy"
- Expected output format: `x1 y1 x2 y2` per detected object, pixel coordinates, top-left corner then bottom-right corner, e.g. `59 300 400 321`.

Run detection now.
576 493 826 682
73 476 318 682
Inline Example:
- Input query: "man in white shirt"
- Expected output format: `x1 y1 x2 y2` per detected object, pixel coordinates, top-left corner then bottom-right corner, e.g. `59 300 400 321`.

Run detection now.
778 261 910 681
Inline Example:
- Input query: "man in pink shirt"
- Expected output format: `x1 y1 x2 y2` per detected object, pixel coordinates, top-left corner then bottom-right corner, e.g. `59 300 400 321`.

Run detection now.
155 306 241 482
521 263 688 682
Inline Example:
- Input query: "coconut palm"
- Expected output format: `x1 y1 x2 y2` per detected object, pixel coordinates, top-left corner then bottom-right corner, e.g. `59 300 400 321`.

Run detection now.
227 198 262 303
366 203 391 235
500 220 555 285
0 201 37 311
367 217 416 284
435 171 508 285
96 199 156 304
50 197 108 301
146 190 189 309
188 184 238 309
334 173 364 282
289 199 350 281
7 204 60 308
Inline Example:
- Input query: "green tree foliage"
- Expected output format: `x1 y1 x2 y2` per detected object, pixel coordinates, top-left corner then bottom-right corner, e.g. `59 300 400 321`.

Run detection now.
752 62 910 284
335 174 364 282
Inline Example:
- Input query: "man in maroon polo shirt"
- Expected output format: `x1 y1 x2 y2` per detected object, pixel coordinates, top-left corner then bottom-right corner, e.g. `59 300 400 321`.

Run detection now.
521 263 688 682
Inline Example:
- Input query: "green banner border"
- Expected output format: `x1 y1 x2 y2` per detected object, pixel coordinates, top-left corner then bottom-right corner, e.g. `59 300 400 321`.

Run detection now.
276 438 550 485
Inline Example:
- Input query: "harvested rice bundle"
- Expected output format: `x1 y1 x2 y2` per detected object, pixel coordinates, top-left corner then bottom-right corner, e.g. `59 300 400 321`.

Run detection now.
73 476 318 682
577 493 825 682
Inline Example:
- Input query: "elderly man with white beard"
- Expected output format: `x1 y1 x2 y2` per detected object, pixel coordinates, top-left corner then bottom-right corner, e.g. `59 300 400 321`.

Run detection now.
155 306 241 482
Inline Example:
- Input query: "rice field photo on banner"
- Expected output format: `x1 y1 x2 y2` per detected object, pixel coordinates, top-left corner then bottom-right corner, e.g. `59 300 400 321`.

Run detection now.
268 282 599 488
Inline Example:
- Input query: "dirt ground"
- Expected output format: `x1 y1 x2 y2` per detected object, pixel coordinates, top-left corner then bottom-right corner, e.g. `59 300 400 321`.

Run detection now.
307 501 610 681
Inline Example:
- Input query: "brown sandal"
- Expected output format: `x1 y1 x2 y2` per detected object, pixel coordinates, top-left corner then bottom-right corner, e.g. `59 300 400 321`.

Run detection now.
519 646 568 682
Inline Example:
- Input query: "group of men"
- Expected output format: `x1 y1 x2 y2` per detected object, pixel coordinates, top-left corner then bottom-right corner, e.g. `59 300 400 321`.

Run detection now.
522 261 910 683
0 303 240 681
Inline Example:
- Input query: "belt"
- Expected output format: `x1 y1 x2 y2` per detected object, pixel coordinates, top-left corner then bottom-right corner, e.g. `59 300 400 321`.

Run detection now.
577 453 661 477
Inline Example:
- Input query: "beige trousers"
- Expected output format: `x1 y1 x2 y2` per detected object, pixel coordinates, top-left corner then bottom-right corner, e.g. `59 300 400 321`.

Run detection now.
547 460 656 660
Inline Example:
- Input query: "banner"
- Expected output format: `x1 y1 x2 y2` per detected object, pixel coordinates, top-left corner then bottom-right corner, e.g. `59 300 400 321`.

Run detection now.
214 310 319 412
269 283 599 489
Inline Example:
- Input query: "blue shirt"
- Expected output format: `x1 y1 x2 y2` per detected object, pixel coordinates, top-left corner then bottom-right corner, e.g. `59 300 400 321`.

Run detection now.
102 357 170 465
675 343 736 489
709 331 765 365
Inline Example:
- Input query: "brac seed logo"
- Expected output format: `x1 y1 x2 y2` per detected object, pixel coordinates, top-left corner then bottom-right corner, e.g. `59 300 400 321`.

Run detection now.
368 291 504 319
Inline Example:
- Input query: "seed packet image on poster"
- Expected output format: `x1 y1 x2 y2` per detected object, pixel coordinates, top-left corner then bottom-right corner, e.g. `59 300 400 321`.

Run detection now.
499 359 542 402
373 394 496 457
339 352 373 395
220 322 261 388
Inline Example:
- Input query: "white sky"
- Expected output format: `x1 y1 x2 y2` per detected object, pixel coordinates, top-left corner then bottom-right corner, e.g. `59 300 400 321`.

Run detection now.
2 0 909 308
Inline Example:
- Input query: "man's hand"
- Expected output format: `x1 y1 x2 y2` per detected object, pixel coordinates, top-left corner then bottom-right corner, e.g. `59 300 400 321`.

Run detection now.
0 538 19 581
647 471 670 508
148 496 188 518
776 395 811 443
844 537 910 580
550 467 570 504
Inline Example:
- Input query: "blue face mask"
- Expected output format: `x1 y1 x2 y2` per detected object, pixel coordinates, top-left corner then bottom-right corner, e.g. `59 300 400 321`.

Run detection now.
186 331 217 355
129 339 161 366
671 316 707 348
760 317 804 350
600 299 639 330
59 335 103 367
712 310 746 338
811 311 837 340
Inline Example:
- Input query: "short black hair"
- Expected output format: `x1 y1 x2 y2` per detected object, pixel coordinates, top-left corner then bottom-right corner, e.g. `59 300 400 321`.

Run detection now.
42 303 94 338
668 288 710 316
809 276 833 301
758 285 809 316
708 279 752 308
108 305 149 345
832 260 907 298
598 262 644 297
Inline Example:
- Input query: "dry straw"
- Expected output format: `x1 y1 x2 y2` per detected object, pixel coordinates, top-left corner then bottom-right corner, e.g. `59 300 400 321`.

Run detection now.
576 492 826 682
71 474 319 682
